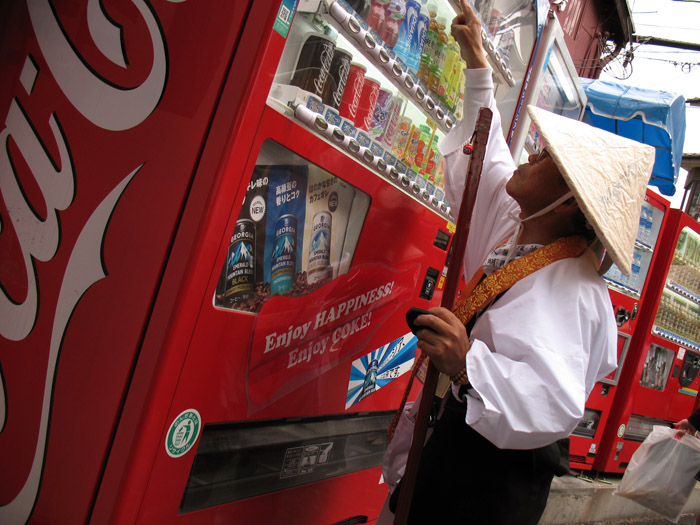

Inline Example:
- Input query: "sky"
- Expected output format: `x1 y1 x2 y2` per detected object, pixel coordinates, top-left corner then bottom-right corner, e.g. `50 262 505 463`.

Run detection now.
599 0 700 208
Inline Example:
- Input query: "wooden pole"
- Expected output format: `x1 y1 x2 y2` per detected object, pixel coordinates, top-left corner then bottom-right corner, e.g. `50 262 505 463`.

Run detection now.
393 107 492 524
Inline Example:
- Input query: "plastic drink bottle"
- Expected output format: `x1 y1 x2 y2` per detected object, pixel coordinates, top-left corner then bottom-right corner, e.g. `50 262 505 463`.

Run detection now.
393 0 419 64
416 3 437 83
366 0 390 34
379 0 406 48
438 36 460 103
409 5 429 71
427 16 448 94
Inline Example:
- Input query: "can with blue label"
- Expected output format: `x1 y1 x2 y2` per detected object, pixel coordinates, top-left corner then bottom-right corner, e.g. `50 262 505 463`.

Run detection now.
360 359 379 399
271 214 298 294
307 211 332 284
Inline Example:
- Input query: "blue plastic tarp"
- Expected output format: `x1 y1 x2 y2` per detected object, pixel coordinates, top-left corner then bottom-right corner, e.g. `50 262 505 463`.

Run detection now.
580 77 686 196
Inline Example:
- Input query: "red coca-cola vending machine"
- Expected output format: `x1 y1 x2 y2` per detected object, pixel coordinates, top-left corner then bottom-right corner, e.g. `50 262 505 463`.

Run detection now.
566 190 670 470
0 0 553 524
594 208 700 474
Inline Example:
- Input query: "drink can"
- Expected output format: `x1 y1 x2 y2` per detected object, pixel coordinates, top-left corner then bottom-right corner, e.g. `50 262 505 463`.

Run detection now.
322 48 353 109
307 211 332 284
379 94 403 148
368 88 394 139
338 62 367 121
391 115 412 158
354 76 381 131
271 214 298 294
360 359 379 399
290 32 336 98
221 219 256 305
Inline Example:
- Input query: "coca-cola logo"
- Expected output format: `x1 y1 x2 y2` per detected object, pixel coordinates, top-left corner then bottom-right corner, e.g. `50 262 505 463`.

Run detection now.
313 41 335 96
349 73 365 116
0 0 166 521
363 86 380 130
332 57 352 108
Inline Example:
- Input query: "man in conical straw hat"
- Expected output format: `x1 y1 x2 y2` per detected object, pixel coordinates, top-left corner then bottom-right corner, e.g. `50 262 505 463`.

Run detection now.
379 1 655 523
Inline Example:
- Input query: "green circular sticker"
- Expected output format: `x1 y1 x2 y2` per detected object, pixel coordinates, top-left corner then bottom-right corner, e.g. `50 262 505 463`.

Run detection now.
617 423 626 438
166 409 201 458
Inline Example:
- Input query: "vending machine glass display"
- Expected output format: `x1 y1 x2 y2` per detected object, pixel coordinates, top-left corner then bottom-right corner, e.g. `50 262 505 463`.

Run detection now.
604 200 665 298
653 226 700 352
213 140 370 313
470 0 539 140
509 12 587 162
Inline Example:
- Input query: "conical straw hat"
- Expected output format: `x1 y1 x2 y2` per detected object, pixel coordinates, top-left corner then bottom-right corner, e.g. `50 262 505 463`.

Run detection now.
527 105 655 276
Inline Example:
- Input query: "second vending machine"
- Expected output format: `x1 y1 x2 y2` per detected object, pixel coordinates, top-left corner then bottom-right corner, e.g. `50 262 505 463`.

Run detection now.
595 208 700 473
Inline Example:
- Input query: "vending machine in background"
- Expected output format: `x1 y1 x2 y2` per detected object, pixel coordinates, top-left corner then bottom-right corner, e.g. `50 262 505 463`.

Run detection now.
567 190 670 471
594 208 700 474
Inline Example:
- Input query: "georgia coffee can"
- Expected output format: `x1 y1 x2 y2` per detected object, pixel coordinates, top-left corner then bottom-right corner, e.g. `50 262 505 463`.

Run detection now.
307 211 332 284
354 76 381 131
222 219 256 305
322 47 353 109
271 214 297 294
338 62 367 121
290 32 336 98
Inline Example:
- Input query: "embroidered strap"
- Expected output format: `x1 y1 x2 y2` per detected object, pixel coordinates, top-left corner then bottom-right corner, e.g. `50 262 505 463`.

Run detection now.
452 235 589 326
386 236 588 443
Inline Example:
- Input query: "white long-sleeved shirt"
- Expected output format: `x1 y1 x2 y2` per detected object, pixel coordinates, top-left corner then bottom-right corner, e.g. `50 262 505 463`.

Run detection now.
438 68 618 449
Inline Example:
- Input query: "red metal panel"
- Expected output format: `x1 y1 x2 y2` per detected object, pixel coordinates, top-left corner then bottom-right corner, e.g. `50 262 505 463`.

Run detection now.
0 0 253 522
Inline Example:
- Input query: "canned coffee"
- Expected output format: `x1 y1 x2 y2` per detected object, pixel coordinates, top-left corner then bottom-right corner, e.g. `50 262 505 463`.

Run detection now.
307 211 332 284
222 219 255 304
271 214 297 294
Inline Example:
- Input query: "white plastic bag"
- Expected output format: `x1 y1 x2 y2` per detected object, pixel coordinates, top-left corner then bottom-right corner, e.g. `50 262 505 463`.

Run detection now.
381 390 434 493
614 425 700 522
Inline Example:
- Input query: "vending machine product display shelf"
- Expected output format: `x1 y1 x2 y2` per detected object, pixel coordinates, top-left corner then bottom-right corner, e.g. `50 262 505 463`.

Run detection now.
604 278 641 300
448 0 516 87
325 0 456 133
667 280 700 304
289 99 454 222
652 326 700 354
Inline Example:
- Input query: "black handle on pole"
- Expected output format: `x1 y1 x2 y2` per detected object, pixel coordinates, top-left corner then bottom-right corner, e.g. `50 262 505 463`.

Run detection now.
392 107 492 525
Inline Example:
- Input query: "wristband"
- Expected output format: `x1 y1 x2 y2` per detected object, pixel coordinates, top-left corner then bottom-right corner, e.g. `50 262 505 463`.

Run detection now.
450 366 469 386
